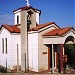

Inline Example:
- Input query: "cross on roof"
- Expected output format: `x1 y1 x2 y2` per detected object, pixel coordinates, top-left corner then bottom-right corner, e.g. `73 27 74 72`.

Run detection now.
26 0 30 6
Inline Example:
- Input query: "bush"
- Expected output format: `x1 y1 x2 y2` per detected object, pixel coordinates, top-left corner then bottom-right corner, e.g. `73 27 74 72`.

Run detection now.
0 65 7 73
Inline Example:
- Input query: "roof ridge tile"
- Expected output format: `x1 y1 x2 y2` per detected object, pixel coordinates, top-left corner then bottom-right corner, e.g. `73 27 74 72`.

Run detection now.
1 25 20 33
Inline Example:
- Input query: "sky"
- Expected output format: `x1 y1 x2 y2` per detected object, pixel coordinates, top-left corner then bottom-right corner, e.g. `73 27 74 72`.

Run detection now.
0 0 75 28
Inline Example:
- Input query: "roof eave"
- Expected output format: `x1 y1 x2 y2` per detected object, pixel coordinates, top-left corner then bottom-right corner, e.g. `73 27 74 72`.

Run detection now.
42 35 62 38
13 9 21 14
13 6 41 14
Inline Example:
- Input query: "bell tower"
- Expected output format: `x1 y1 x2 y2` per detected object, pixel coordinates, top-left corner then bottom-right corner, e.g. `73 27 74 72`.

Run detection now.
13 0 41 71
20 6 41 72
20 9 28 72
20 7 41 72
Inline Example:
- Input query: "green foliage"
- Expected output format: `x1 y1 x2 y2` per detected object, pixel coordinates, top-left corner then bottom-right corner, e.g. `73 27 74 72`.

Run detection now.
0 65 6 73
64 44 75 69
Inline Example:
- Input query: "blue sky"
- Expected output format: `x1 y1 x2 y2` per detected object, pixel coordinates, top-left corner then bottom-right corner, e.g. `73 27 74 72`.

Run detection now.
0 0 75 28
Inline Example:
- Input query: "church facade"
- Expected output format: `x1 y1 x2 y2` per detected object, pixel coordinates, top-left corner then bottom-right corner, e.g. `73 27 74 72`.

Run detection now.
0 6 75 73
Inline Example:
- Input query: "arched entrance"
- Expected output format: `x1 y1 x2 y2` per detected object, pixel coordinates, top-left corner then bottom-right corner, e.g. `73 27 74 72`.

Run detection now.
64 36 75 69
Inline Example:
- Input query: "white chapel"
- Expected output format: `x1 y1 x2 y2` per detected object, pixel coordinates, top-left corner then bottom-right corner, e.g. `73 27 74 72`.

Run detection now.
0 4 75 73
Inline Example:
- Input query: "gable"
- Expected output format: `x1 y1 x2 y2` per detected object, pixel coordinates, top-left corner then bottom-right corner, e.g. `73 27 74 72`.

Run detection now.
43 27 75 44
0 27 11 36
43 27 75 37
29 22 60 33
0 25 20 33
13 6 41 14
63 28 75 37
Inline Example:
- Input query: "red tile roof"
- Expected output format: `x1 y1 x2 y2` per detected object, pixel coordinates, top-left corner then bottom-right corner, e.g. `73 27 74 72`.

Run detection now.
29 22 59 31
43 27 73 36
13 6 41 13
1 25 20 33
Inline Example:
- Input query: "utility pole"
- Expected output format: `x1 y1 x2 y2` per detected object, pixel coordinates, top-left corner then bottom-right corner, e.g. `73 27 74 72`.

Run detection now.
17 44 19 73
6 58 7 72
25 53 26 72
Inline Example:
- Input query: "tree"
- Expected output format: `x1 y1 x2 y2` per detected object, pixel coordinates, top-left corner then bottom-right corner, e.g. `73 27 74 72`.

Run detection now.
64 44 75 69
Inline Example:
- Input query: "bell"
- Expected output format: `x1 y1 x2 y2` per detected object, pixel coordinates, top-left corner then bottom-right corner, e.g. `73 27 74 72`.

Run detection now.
27 20 31 25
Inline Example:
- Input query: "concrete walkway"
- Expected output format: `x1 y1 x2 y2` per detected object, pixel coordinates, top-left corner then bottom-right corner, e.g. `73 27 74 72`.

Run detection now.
0 70 75 75
0 73 75 75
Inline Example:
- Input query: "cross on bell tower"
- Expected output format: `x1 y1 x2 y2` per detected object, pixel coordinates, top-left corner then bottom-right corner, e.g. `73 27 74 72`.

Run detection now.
26 0 30 6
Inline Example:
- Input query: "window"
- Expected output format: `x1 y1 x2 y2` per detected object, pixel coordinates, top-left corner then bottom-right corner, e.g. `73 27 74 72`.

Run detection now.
2 38 4 53
17 15 19 24
5 38 7 54
2 38 8 54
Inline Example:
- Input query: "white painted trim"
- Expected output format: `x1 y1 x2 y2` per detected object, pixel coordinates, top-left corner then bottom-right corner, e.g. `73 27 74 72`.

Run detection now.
28 31 37 34
36 10 41 13
62 29 75 37
38 24 59 32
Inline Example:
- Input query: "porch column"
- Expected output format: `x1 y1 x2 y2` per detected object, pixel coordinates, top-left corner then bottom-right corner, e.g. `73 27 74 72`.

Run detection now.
55 52 56 68
63 47 64 55
48 46 50 70
52 44 54 73
60 44 64 73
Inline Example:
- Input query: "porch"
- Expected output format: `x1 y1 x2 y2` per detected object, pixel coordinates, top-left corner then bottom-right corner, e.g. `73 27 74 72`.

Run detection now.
43 35 75 73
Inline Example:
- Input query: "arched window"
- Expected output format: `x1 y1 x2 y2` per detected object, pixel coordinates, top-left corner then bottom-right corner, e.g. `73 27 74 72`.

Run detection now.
5 38 7 54
17 15 19 24
2 38 4 53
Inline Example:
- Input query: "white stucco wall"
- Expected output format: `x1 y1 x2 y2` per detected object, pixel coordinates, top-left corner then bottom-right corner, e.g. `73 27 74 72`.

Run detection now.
38 31 48 71
0 27 21 70
0 28 11 68
11 34 21 68
38 24 59 71
28 24 58 72
36 13 40 24
14 10 40 25
28 32 38 72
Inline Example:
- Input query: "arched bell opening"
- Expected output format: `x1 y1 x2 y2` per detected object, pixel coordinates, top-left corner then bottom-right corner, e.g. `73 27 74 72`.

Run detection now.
27 11 33 30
